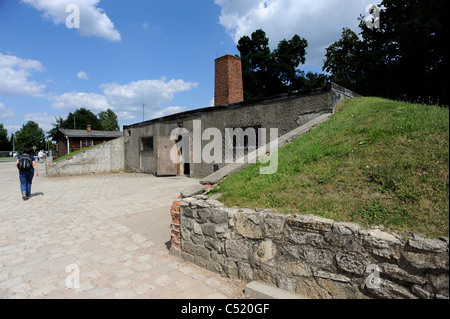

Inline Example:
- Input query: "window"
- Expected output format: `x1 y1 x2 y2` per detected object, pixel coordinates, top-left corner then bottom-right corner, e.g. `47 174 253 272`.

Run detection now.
140 137 154 155
82 138 93 148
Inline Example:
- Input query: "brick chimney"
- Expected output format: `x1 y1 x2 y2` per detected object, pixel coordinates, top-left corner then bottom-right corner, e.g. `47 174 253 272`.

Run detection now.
87 125 92 132
214 54 244 106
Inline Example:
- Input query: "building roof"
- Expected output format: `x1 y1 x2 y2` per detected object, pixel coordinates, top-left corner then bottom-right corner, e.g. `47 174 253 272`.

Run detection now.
53 129 123 140
124 84 336 130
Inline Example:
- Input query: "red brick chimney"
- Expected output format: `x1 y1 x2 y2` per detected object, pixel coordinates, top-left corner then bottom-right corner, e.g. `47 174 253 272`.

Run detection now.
87 125 92 132
214 54 244 106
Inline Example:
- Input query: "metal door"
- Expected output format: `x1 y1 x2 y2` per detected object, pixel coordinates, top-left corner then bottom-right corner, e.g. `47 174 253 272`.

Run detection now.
156 137 177 176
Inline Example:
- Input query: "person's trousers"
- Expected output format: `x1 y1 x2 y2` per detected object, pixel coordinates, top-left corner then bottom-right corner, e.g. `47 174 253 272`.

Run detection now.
19 170 34 197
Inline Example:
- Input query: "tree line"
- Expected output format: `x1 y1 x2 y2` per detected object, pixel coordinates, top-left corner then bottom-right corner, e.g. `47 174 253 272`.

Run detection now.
238 0 448 107
0 108 119 153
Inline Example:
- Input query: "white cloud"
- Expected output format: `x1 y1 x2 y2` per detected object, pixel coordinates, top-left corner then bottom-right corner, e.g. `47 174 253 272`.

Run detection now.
100 77 198 110
0 52 46 97
24 112 54 132
50 77 199 123
215 0 372 69
22 0 121 42
77 71 89 80
151 106 186 119
50 92 109 112
0 102 15 122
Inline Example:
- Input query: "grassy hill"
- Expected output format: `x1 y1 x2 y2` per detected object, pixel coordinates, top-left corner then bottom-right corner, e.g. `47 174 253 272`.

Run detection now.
212 97 449 238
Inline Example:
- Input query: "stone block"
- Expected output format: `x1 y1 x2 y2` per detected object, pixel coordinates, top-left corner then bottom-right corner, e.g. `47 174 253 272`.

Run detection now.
263 213 286 239
254 240 277 266
402 251 449 271
205 238 224 254
193 222 203 235
278 260 312 277
194 209 210 223
336 252 368 276
223 260 239 278
238 262 254 282
225 240 252 260
407 238 448 253
332 222 360 235
206 260 222 274
191 234 205 246
182 241 197 255
234 210 265 239
202 224 217 238
286 227 328 248
313 270 352 283
209 208 229 224
364 278 416 299
360 229 402 261
286 214 334 233
315 278 365 299
302 247 335 271
428 274 449 297
379 263 426 285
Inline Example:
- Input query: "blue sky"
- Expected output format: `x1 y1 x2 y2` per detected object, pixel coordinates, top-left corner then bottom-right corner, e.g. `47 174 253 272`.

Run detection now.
0 0 373 136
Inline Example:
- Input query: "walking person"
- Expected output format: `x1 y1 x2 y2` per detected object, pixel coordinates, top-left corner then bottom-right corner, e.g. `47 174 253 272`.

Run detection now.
16 147 39 200
38 150 43 163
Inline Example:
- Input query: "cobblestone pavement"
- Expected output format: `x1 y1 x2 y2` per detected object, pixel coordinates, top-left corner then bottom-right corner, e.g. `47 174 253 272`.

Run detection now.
0 162 247 299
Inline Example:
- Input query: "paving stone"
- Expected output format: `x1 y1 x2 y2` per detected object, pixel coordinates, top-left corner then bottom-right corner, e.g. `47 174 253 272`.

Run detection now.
0 163 246 299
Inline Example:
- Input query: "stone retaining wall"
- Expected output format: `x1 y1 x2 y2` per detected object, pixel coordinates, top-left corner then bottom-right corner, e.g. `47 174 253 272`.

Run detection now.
172 196 449 299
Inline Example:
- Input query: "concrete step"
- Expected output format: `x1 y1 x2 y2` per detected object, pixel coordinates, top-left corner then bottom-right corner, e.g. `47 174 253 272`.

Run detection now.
245 281 306 299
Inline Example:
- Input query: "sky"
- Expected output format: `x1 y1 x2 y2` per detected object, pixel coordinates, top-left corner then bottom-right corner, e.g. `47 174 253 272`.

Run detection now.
0 0 375 137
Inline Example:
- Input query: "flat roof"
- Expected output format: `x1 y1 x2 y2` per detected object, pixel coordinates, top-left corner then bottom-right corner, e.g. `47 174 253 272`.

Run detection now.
124 84 334 130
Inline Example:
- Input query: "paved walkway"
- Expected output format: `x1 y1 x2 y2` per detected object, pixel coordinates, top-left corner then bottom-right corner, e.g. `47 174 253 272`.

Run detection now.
0 162 247 299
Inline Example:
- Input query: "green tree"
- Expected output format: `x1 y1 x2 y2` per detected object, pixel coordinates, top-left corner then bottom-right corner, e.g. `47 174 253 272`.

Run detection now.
14 121 46 154
237 29 275 101
323 28 362 91
237 29 327 101
0 123 13 151
47 116 65 139
273 34 308 92
98 109 120 131
63 108 102 131
324 0 449 106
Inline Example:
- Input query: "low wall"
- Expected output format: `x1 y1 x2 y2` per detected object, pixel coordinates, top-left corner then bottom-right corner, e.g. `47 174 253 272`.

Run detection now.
171 196 449 299
46 137 125 177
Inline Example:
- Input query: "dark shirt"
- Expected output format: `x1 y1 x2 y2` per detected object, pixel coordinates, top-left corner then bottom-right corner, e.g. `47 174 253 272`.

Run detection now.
17 154 36 173
18 154 36 162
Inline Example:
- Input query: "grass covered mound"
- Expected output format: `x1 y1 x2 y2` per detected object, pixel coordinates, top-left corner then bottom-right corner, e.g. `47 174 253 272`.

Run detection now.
213 97 449 238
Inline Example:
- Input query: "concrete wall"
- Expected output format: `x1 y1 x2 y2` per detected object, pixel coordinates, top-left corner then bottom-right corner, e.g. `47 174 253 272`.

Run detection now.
46 137 125 177
171 196 449 299
124 85 347 179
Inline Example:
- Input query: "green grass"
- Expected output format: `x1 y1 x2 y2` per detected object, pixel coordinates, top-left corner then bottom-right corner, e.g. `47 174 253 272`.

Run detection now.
0 158 16 163
54 144 99 162
211 97 449 238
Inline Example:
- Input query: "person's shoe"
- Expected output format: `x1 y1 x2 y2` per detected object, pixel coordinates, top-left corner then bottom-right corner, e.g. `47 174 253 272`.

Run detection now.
22 192 28 200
